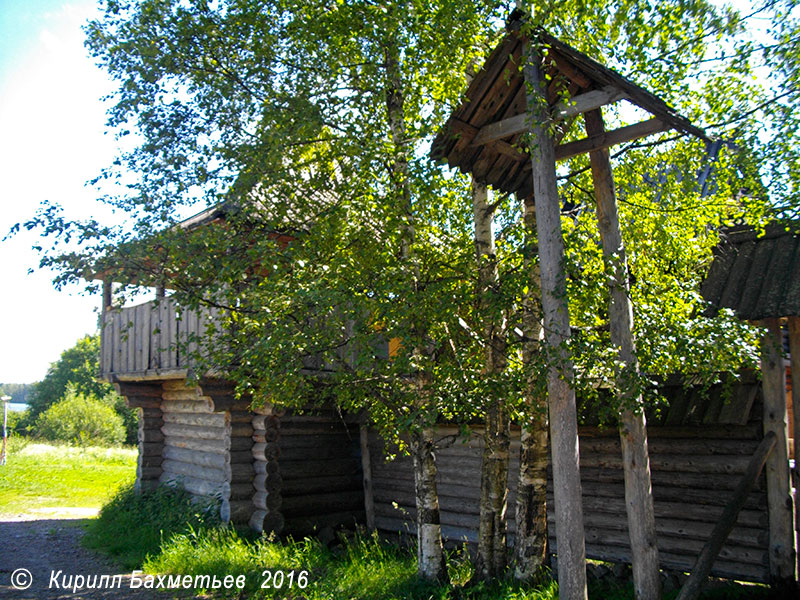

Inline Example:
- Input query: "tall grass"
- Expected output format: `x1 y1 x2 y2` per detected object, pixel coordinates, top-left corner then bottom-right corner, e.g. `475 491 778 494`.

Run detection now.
144 527 559 600
83 483 220 569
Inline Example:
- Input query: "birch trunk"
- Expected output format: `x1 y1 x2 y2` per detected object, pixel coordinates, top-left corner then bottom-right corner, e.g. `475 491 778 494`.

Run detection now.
384 36 447 582
473 179 511 580
411 427 448 582
584 109 660 600
514 195 550 580
522 42 587 600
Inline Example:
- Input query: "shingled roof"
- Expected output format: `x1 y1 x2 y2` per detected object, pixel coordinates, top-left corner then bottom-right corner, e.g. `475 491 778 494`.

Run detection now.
701 222 800 320
430 15 706 198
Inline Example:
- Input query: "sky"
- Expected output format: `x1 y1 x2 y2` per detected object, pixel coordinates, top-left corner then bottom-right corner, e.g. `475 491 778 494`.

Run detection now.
0 0 121 384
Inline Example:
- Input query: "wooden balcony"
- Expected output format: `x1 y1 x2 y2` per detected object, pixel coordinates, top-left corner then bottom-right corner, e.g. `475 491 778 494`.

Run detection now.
100 297 218 381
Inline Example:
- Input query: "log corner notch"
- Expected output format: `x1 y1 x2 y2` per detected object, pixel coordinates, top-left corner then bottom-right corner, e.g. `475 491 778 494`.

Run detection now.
113 380 164 493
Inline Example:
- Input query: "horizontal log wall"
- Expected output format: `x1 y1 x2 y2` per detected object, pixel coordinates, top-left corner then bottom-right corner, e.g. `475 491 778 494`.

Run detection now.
100 298 220 378
279 410 364 536
158 380 232 520
370 424 771 583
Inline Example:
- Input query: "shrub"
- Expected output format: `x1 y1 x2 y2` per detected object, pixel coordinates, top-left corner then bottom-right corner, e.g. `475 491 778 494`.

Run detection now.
34 388 125 446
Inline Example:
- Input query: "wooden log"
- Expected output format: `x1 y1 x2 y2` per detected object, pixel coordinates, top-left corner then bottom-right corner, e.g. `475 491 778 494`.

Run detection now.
138 466 162 480
523 40 586 600
254 460 279 475
231 464 254 484
279 458 360 480
231 424 254 437
164 435 229 454
139 456 164 469
141 417 164 430
161 473 230 498
253 491 282 512
555 118 667 161
161 398 214 413
163 445 229 469
141 442 164 457
229 483 255 500
677 431 777 600
252 442 280 461
162 459 227 483
281 490 363 518
228 500 255 523
759 319 795 583
161 423 227 440
254 472 284 493
162 411 225 427
280 443 357 461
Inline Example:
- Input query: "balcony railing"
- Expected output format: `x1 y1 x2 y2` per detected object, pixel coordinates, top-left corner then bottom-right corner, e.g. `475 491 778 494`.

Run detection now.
100 297 219 380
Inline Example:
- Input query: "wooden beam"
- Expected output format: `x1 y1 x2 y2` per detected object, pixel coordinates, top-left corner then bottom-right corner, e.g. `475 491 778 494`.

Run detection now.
471 86 627 147
522 42 588 600
555 118 667 161
788 316 800 579
761 318 796 583
584 108 661 599
676 431 777 600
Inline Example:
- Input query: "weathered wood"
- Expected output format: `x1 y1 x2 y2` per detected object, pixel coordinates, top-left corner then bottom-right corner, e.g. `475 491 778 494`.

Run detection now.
254 473 284 493
760 319 796 583
585 108 659 600
284 510 365 535
162 458 228 483
161 422 227 441
163 445 229 469
523 40 587 600
790 316 800 578
253 491 283 512
471 86 627 147
279 458 360 480
161 473 230 499
164 435 229 454
676 431 776 600
555 118 666 162
249 509 285 534
228 499 255 523
360 424 376 531
162 412 224 427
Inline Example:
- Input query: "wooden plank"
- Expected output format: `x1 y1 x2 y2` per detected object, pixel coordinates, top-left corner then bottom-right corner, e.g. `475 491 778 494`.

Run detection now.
470 86 627 147
555 118 667 161
760 319 795 583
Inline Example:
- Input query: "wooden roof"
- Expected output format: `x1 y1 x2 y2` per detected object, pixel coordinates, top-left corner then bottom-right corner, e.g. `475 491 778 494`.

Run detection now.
701 222 800 320
430 17 707 198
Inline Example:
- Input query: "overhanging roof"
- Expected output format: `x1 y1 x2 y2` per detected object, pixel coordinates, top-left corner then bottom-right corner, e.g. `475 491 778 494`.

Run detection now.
701 222 800 320
430 16 707 198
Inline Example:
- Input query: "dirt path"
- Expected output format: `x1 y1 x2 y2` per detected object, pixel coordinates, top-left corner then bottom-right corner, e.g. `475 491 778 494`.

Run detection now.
0 509 158 600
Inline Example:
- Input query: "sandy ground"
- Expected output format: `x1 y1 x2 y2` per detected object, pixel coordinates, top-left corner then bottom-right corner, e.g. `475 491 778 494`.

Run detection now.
0 509 158 600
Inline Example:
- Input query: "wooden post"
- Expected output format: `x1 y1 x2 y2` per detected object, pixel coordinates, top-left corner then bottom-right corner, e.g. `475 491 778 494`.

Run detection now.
522 41 587 600
360 423 376 531
761 318 796 583
584 109 660 600
103 278 113 312
676 431 777 600
788 316 800 579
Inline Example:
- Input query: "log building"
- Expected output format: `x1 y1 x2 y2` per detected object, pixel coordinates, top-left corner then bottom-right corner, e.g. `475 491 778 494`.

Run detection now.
98 22 798 587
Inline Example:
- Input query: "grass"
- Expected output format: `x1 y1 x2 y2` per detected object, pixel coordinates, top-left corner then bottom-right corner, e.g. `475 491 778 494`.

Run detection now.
0 437 136 516
83 483 221 569
144 526 559 600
